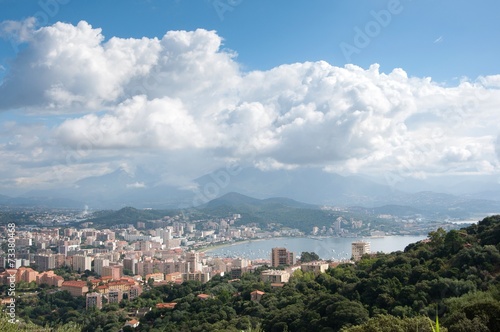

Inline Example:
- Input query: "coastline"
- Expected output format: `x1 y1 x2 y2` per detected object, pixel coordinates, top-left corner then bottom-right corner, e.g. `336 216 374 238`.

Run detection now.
195 237 272 253
195 234 427 254
196 234 429 260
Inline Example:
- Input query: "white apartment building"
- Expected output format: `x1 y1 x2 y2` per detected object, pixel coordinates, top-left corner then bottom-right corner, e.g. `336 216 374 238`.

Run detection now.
351 241 371 261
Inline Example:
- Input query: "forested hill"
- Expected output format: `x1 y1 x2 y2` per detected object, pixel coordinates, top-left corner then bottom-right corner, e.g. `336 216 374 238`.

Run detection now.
8 215 500 332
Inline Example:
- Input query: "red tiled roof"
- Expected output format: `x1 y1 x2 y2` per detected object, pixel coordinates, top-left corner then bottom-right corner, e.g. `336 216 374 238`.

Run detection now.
156 302 177 309
125 319 139 326
62 281 87 287
197 294 211 299
120 277 135 282
18 267 36 272
270 283 284 287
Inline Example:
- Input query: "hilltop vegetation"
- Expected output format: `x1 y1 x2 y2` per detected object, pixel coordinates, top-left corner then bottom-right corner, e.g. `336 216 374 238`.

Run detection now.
0 210 37 226
81 207 177 229
200 192 382 232
80 192 334 231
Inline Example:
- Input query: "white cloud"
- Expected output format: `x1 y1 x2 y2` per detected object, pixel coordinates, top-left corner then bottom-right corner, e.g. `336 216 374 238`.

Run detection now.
433 36 443 44
0 17 36 43
126 182 146 189
0 20 162 112
495 134 500 162
56 95 207 150
0 20 499 191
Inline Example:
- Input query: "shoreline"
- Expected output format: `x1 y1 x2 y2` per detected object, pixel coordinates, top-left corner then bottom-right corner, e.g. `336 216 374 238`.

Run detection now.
195 234 429 260
195 234 429 253
195 237 271 253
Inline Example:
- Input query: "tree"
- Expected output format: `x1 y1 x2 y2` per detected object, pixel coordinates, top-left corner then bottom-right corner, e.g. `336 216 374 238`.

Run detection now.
328 300 369 330
300 251 320 263
444 230 466 255
476 215 500 245
271 321 289 332
123 268 133 276
429 228 446 250
443 294 500 332
341 314 447 332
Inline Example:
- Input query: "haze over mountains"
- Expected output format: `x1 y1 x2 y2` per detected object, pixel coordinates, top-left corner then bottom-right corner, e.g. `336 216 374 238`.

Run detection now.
2 167 500 219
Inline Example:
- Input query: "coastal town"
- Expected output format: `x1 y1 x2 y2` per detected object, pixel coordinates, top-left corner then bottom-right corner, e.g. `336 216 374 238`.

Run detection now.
0 206 466 328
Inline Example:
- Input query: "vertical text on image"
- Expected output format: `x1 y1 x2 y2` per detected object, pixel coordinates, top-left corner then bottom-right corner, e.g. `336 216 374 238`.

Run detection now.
6 223 17 324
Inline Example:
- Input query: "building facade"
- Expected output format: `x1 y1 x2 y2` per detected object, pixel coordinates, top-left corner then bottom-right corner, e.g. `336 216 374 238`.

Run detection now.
260 270 290 283
62 281 89 297
34 254 55 271
94 257 110 276
72 255 92 272
86 292 103 309
351 241 371 261
107 289 123 303
271 248 295 267
301 261 330 274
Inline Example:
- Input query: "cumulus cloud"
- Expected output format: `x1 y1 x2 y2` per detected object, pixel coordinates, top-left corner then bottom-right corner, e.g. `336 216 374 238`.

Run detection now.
496 134 500 161
0 17 37 43
56 95 208 150
0 21 162 112
0 20 499 191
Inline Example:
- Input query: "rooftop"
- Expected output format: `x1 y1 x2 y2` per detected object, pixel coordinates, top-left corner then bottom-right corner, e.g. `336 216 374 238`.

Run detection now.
197 294 212 299
156 302 177 309
261 269 290 276
301 261 329 266
270 283 285 288
62 281 88 287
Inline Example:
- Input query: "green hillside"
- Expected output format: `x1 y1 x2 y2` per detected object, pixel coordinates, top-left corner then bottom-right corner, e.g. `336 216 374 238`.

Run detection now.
200 192 369 232
81 207 177 228
82 193 345 232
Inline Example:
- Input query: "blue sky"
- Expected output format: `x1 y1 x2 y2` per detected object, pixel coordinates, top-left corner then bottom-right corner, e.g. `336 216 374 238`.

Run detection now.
1 0 499 82
0 0 499 195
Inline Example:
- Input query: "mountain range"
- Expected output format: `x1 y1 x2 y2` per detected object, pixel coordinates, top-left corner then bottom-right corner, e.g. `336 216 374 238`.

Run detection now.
2 167 500 219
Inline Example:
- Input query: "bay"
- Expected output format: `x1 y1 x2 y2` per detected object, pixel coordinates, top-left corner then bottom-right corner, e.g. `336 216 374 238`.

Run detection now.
205 235 427 260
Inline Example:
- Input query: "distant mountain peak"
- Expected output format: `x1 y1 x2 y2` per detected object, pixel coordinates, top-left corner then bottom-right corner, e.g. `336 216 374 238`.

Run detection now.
118 206 139 212
206 192 261 206
205 192 318 210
